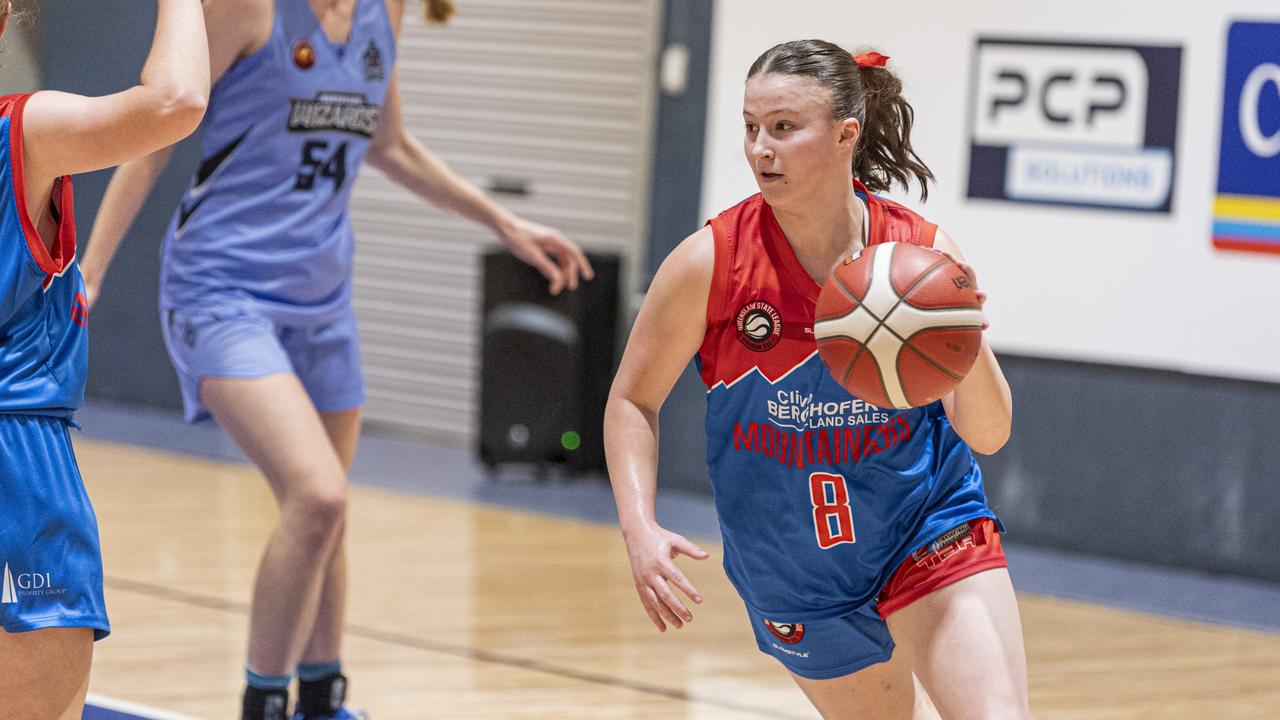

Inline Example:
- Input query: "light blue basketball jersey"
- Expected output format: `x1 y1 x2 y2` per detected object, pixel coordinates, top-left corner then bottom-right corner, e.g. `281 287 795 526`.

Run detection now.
160 0 396 322
0 93 88 418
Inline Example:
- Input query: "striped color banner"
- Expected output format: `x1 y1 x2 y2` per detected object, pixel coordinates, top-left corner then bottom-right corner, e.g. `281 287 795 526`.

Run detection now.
1213 194 1280 254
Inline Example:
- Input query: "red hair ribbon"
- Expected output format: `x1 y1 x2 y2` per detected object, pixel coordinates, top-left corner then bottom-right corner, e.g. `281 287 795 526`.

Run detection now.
852 51 889 68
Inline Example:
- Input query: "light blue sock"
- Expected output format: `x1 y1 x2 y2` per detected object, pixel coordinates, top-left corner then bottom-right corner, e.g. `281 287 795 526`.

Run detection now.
298 658 342 682
246 665 293 690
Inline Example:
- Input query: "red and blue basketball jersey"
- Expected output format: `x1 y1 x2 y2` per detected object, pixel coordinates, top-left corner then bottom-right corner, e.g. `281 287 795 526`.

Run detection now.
0 94 88 418
698 182 995 621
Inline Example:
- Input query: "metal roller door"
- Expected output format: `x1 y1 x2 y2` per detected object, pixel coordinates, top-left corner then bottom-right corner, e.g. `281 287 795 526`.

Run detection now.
349 0 661 442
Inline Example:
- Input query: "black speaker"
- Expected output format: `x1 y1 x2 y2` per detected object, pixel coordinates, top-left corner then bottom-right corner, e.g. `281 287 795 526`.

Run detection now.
478 250 621 475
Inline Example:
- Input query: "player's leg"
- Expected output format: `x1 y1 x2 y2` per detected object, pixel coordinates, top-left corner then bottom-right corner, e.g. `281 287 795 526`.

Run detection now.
200 373 349 716
745 603 938 719
299 408 359 665
789 651 937 720
0 416 108 719
0 627 94 719
292 408 361 718
280 311 366 718
882 519 1032 720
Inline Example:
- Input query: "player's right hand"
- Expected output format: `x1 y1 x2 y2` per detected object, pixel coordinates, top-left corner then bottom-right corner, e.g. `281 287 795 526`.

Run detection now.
622 523 709 632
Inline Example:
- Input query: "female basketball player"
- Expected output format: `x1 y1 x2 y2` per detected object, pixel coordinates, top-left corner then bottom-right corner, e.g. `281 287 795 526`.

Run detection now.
0 1 209 717
605 41 1029 719
82 1 591 719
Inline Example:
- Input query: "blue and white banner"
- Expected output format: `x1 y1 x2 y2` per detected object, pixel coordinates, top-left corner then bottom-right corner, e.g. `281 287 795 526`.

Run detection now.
966 38 1182 213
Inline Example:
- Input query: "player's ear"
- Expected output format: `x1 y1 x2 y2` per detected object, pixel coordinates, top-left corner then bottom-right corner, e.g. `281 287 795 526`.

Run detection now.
838 117 861 153
0 2 10 41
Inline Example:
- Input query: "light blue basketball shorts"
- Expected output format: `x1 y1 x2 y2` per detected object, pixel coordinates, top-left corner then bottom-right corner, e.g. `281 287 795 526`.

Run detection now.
161 305 365 423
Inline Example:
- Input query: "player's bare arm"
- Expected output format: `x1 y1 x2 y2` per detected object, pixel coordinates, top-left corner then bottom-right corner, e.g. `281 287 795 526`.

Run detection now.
82 0 271 306
22 0 209 202
605 226 714 632
364 72 593 295
935 228 1013 454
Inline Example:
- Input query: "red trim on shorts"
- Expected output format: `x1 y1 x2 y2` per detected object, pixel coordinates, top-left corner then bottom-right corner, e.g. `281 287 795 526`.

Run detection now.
875 518 1007 619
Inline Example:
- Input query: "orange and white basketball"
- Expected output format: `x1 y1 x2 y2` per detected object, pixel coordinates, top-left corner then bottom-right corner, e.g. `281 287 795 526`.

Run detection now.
814 242 984 409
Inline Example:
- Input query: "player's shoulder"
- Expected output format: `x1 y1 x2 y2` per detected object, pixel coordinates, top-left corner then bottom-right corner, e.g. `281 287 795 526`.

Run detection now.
868 191 926 221
711 192 765 224
206 0 273 18
866 192 940 248
205 0 274 35
383 0 408 28
662 225 714 284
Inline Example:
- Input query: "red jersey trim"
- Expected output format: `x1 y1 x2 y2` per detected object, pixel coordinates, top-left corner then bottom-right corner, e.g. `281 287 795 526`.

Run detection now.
706 350 819 393
705 215 733 339
7 92 77 278
761 201 821 303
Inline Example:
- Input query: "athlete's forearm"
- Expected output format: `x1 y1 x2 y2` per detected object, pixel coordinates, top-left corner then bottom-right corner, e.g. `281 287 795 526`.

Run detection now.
138 0 212 120
82 147 176 291
368 132 520 240
604 396 663 537
946 342 1012 454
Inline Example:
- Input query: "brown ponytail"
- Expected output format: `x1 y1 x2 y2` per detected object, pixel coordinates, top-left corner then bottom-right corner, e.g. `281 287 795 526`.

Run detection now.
852 61 934 201
424 0 456 24
748 40 935 201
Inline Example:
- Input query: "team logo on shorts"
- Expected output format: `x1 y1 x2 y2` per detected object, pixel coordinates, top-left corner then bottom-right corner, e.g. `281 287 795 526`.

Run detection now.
293 39 318 70
1 563 63 603
763 619 805 645
911 522 979 568
736 300 783 352
2 564 16 604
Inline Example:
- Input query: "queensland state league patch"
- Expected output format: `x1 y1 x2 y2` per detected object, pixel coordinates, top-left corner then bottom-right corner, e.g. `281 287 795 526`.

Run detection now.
764 619 805 645
736 300 782 352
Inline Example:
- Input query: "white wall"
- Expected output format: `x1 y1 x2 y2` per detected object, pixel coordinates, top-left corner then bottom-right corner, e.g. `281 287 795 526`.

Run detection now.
702 0 1280 382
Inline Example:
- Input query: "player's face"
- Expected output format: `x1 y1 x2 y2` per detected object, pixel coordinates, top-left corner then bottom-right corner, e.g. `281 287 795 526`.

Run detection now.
743 73 855 208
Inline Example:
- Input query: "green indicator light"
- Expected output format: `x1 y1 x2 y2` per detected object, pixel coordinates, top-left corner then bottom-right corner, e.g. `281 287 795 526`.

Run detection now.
561 431 582 451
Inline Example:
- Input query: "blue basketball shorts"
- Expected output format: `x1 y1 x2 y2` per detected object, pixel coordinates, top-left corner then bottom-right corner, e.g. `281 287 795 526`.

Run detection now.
0 414 110 640
161 305 365 423
745 518 1006 680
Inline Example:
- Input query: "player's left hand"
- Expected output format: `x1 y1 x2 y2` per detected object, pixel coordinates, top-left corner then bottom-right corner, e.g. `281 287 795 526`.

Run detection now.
501 217 595 296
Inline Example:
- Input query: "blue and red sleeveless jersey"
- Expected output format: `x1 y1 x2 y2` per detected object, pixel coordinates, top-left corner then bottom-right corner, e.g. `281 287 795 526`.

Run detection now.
698 182 994 621
0 94 87 418
160 0 396 322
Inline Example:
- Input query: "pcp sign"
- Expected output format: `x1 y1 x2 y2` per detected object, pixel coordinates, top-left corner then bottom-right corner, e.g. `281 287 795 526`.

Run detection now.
1214 22 1280 255
967 38 1182 213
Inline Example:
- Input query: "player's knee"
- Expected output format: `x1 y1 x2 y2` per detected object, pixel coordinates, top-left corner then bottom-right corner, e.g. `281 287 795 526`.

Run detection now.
285 479 348 542
967 699 1031 720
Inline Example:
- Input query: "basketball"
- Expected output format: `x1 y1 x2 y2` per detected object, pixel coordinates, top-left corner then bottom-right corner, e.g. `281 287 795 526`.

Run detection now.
814 242 984 409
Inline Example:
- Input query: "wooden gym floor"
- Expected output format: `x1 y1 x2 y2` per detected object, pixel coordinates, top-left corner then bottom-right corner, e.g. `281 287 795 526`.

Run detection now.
72 434 1280 719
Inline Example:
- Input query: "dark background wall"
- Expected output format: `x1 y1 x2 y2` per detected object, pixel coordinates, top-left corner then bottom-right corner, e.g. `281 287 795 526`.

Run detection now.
39 0 196 412
981 355 1280 582
644 0 714 501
